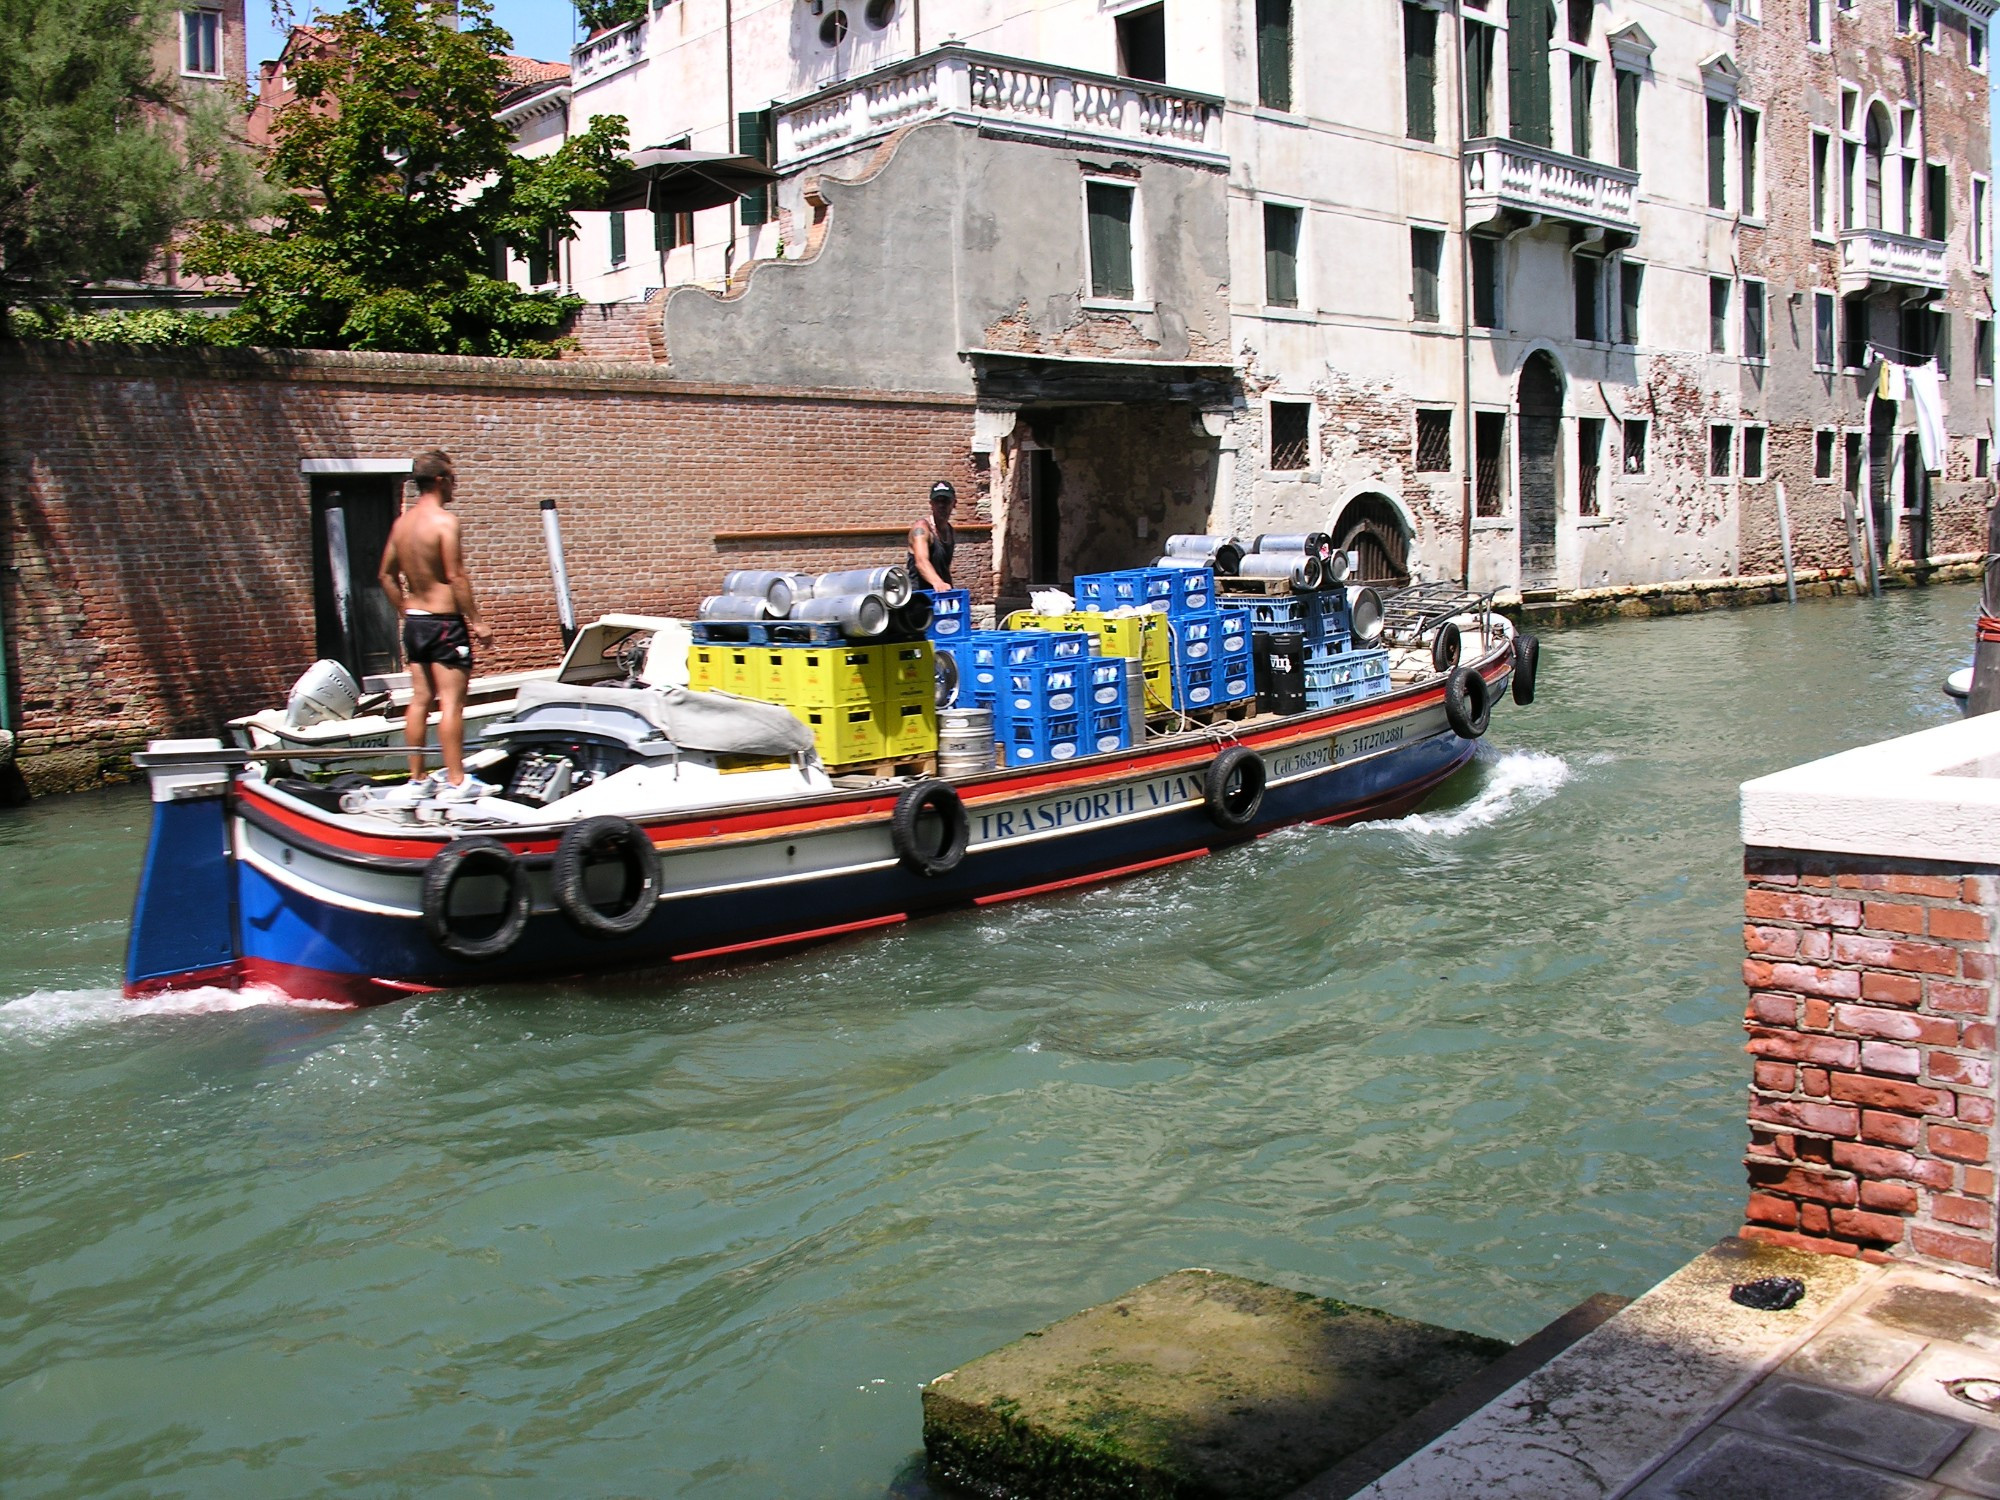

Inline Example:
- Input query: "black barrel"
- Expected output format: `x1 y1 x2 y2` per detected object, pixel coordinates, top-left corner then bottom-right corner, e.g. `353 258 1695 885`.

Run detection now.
1255 630 1307 716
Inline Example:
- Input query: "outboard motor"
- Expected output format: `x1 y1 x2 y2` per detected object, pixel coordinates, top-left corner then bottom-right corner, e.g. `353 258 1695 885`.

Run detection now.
283 661 362 729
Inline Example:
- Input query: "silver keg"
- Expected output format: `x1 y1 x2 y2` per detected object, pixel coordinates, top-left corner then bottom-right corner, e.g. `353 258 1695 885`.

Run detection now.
1236 552 1327 589
793 591 890 638
722 570 814 616
816 565 912 610
1124 657 1147 736
937 706 996 777
697 594 772 621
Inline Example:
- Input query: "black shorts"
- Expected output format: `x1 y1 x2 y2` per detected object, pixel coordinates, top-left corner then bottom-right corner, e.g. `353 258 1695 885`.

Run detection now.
403 613 474 670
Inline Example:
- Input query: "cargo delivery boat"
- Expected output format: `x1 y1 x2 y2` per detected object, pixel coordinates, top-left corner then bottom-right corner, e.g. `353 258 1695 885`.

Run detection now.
123 605 1532 1008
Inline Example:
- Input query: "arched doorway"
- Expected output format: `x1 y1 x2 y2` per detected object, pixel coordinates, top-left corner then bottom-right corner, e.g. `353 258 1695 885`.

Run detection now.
1517 351 1564 589
1332 493 1412 586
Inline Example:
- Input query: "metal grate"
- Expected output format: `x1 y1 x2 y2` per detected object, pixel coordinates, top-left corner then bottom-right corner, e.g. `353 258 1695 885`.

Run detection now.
1269 401 1312 471
1415 409 1453 472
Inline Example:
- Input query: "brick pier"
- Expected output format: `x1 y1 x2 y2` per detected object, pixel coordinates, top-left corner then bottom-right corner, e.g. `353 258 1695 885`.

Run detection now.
1739 718 2000 1276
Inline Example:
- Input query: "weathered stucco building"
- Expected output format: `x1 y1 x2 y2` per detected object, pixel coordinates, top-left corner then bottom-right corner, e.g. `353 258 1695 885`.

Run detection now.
520 0 1996 600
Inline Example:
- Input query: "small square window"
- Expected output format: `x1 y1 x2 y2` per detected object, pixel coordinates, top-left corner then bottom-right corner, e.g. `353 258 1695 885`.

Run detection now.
1743 425 1766 480
1269 400 1312 471
1622 418 1648 474
1815 429 1836 480
1415 409 1453 471
1711 424 1734 477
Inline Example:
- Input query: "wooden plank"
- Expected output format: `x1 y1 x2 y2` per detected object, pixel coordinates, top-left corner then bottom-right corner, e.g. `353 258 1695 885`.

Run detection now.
713 523 994 543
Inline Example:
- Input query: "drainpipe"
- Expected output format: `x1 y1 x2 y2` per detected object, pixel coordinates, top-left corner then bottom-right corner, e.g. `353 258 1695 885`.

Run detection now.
1453 0 1475 588
912 0 921 53
725 0 737 278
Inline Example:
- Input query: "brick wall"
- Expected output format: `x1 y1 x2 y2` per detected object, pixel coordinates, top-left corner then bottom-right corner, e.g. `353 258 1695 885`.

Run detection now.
0 342 982 790
1741 849 2000 1274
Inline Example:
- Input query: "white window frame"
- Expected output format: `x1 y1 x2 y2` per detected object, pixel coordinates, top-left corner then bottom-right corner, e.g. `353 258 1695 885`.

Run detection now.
1813 427 1839 483
1738 104 1764 221
1409 219 1449 325
1741 277 1769 364
1813 289 1837 371
1971 23 1989 72
1080 176 1147 310
1710 275 1733 357
1736 0 1761 23
1263 395 1319 478
1710 423 1736 480
1974 175 1990 269
180 8 222 77
1807 0 1829 48
1259 196 1310 317
1810 129 1834 240
1742 423 1768 481
1977 317 1995 386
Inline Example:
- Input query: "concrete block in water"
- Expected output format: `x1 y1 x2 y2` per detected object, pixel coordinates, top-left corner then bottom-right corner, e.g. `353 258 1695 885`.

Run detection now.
920 1268 1509 1499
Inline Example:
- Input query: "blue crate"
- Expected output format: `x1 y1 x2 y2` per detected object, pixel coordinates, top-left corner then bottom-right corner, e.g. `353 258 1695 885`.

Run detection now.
1217 610 1249 651
923 588 972 638
1174 660 1217 708
1219 594 1306 628
1304 647 1392 711
1000 660 1084 717
1175 612 1222 662
1088 705 1131 754
941 632 1012 705
691 617 844 645
1004 630 1091 666
1165 568 1215 615
1075 568 1176 611
1085 657 1128 709
1217 641 1254 702
1001 712 1083 763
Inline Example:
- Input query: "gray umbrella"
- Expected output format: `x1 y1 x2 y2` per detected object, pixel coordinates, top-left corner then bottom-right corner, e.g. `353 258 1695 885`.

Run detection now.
599 148 779 215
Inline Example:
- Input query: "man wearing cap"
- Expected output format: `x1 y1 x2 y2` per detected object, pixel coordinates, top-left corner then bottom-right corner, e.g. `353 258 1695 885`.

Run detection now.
908 480 957 591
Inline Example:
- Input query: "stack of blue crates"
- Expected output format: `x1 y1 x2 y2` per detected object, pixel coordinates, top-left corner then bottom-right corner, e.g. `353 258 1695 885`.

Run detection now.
936 628 1132 762
1220 588 1390 712
1075 567 1251 713
921 588 972 639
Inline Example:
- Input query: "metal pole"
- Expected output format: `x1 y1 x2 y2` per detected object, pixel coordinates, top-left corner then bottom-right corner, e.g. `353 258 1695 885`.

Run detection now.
1775 480 1798 604
1860 403 1884 598
541 499 578 647
324 505 356 667
1966 498 2000 715
1453 0 1474 589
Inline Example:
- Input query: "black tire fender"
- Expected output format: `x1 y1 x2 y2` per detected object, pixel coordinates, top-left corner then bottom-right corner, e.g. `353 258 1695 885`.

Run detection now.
422 837 530 961
1444 666 1492 739
892 779 969 877
1512 631 1540 706
1431 620 1463 673
552 815 662 938
1204 745 1267 830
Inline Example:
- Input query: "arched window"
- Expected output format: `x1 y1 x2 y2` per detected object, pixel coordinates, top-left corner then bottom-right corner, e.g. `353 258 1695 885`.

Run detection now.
1864 104 1889 230
1332 494 1413 587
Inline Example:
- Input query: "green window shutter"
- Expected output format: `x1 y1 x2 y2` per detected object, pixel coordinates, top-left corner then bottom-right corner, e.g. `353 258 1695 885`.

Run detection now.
1614 69 1640 170
1568 57 1593 157
1706 100 1727 209
1404 4 1437 142
1506 0 1551 147
738 108 773 225
1256 0 1292 111
1086 183 1135 300
1465 24 1494 137
609 210 626 266
1620 261 1643 345
1263 203 1299 307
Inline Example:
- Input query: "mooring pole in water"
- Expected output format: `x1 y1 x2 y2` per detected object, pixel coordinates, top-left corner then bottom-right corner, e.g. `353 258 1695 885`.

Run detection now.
1858 452 1883 598
1966 501 2000 716
1775 481 1798 605
541 499 578 648
324 505 356 667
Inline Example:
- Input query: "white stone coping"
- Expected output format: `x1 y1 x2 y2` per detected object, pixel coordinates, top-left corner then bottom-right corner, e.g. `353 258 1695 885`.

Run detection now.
1741 712 2000 864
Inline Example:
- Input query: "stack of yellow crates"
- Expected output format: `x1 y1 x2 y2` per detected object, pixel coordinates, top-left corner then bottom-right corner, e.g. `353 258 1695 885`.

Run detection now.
687 640 937 768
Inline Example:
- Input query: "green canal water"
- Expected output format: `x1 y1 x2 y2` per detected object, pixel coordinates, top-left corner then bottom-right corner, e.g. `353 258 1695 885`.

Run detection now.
0 584 1976 1496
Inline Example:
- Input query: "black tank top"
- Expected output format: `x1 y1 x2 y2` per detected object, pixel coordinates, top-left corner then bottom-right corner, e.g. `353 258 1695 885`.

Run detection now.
909 516 955 588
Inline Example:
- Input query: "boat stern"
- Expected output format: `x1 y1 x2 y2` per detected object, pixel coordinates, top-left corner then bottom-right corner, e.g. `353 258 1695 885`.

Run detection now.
125 739 241 996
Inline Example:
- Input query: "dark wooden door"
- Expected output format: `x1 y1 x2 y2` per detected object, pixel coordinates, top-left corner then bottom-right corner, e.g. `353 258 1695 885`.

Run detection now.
1517 354 1564 589
310 475 402 679
1869 400 1896 564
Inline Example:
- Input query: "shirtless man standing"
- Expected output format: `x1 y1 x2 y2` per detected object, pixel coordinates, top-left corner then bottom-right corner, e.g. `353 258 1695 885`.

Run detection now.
376 450 495 800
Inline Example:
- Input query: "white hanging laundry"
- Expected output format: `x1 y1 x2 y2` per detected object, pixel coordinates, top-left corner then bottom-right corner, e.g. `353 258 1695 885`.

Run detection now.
1906 360 1948 472
1877 358 1908 404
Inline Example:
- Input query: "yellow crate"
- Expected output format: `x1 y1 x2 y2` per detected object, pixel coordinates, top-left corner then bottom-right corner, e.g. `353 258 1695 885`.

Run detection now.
878 640 934 698
688 644 730 692
881 698 939 759
751 646 791 702
1141 664 1174 716
786 643 883 706
805 703 886 764
720 645 766 696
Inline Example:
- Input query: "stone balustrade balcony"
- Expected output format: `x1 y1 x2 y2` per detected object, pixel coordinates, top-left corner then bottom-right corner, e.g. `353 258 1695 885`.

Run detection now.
775 43 1225 171
1838 228 1949 296
573 17 647 86
1463 137 1640 242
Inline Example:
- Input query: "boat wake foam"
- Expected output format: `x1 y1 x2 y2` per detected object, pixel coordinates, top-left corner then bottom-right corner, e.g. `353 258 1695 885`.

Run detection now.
1383 748 1572 837
0 984 342 1036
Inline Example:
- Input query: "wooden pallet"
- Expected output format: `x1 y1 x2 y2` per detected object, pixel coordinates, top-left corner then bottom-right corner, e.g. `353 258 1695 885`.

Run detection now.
1146 698 1259 732
826 752 938 781
1216 576 1294 596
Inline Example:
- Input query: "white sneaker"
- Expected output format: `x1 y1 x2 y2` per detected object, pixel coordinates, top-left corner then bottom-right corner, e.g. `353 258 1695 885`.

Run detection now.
374 773 441 807
434 773 496 803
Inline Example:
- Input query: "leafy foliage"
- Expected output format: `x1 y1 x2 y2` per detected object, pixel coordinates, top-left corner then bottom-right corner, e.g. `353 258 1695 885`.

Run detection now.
5 304 237 344
0 0 269 309
576 0 649 34
184 0 629 358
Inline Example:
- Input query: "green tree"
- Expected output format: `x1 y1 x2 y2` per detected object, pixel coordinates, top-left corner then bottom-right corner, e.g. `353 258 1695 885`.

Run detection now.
0 0 266 314
186 0 629 357
576 0 647 33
